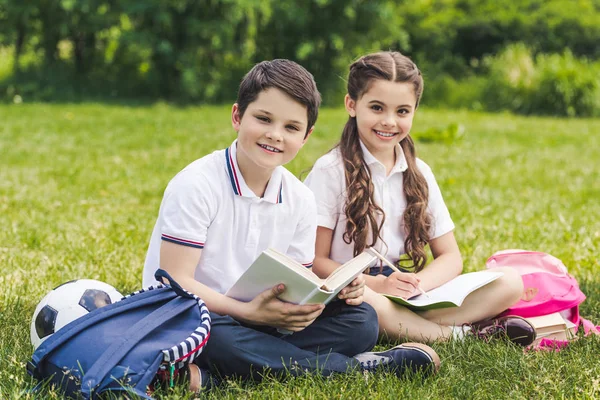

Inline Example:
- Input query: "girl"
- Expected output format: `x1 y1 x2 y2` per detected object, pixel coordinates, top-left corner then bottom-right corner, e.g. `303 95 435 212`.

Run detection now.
304 51 534 345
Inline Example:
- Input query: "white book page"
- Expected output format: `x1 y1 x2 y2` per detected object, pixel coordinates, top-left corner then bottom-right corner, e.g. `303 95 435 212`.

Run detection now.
225 251 321 303
264 248 321 282
400 271 504 308
323 252 377 291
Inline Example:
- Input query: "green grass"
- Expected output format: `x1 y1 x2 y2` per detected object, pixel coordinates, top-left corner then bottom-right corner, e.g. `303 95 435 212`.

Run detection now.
1 104 599 399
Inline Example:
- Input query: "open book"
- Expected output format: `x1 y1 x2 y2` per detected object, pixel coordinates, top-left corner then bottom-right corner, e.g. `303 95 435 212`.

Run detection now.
383 271 504 311
225 249 377 305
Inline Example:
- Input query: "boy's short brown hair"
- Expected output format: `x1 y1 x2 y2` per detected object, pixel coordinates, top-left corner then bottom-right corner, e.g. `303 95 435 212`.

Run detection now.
236 59 321 136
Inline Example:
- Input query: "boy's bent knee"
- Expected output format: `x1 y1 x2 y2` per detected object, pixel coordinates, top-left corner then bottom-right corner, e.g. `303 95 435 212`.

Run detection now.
337 302 379 353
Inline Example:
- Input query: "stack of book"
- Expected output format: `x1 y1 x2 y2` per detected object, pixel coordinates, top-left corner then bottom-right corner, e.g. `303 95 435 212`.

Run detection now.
526 312 577 345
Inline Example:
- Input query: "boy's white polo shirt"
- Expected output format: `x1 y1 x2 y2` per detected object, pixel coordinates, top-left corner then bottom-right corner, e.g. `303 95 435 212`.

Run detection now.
143 140 317 293
304 140 454 266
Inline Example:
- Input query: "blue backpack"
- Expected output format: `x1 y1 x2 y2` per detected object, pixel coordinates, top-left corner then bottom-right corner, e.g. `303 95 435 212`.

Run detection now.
27 270 211 399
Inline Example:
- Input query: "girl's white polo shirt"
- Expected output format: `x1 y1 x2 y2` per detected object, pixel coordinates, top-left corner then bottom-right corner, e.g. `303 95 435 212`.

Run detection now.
304 141 454 266
143 141 317 294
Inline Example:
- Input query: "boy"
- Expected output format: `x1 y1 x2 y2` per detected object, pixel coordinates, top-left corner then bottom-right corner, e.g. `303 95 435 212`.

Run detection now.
143 59 439 392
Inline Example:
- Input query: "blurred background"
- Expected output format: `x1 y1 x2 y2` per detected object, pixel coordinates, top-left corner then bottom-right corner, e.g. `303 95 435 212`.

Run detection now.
1 0 599 116
1 5 600 397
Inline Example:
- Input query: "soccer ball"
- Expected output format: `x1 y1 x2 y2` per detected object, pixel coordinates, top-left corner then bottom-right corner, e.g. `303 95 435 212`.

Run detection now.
30 279 123 350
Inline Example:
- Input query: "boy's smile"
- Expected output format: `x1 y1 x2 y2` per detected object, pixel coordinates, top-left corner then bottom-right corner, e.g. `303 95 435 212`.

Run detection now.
258 144 283 153
232 88 313 193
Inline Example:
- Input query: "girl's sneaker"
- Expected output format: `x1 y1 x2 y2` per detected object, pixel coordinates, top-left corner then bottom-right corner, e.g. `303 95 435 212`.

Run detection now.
469 315 536 346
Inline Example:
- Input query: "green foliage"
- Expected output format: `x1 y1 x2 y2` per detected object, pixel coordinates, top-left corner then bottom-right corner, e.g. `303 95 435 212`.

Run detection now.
422 73 487 110
404 0 600 78
252 0 408 103
2 0 600 112
532 52 600 117
480 43 535 113
115 0 275 101
0 0 410 103
481 44 600 117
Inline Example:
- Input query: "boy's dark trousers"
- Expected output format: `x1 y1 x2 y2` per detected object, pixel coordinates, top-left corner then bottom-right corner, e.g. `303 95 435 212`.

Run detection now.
194 301 379 380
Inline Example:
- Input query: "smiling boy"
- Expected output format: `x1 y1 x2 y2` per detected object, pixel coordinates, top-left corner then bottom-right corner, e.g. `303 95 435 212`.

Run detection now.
143 59 439 393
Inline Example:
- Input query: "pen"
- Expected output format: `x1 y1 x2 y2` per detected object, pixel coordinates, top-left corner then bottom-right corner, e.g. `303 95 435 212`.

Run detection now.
367 247 430 299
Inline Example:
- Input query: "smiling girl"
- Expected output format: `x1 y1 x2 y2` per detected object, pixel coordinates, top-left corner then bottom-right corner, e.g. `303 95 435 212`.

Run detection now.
304 51 535 345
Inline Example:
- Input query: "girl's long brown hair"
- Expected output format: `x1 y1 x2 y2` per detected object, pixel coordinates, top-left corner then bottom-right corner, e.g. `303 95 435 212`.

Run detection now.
339 51 432 271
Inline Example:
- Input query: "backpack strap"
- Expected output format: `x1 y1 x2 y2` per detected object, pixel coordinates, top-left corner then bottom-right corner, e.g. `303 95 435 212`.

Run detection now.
80 296 194 399
28 287 175 379
154 269 195 299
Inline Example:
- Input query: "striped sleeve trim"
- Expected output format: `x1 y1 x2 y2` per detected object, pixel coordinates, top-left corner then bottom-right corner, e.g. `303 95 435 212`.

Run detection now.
161 234 204 249
302 262 313 268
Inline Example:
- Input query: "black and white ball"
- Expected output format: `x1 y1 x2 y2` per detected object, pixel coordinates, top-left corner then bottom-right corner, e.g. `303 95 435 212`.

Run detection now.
30 279 123 349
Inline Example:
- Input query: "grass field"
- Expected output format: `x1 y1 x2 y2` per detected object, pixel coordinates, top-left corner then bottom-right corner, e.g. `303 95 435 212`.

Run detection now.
1 103 599 399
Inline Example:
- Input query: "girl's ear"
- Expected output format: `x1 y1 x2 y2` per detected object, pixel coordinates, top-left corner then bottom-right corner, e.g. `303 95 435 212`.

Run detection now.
231 103 241 131
344 94 357 118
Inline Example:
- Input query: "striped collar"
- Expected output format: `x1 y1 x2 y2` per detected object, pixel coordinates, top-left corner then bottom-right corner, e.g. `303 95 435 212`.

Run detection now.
225 140 284 204
359 139 408 175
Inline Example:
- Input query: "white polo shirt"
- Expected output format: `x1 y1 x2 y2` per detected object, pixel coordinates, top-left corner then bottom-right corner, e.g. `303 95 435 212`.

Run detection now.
143 140 317 293
304 140 454 266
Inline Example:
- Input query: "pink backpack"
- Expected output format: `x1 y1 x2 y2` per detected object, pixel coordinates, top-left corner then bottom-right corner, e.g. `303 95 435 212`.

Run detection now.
486 249 599 347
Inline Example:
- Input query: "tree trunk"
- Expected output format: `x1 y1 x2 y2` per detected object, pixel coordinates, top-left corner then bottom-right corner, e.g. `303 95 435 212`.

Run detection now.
73 30 97 74
38 0 63 65
14 21 26 75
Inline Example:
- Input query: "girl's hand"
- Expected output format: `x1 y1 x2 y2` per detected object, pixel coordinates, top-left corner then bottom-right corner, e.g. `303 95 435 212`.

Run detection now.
244 284 325 331
338 275 365 305
379 272 420 299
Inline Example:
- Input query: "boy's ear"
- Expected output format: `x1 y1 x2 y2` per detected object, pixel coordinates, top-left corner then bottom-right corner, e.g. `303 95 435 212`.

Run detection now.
344 94 356 118
231 103 241 131
302 126 315 143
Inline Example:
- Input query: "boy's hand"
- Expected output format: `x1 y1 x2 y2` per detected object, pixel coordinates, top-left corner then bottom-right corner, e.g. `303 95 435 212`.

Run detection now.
337 275 365 305
244 284 325 332
379 272 420 299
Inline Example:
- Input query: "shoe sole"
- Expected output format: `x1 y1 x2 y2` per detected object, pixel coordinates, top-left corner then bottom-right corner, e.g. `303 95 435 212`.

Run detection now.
188 363 202 393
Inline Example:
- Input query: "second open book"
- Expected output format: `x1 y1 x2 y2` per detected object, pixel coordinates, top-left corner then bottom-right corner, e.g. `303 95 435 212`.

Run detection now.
383 270 504 311
225 249 376 305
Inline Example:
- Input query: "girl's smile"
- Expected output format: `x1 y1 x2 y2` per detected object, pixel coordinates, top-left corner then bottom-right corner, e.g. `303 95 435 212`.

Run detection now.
373 129 400 139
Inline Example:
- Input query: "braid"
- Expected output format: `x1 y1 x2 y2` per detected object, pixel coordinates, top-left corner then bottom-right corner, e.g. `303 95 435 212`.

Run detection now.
339 117 385 256
401 136 431 271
